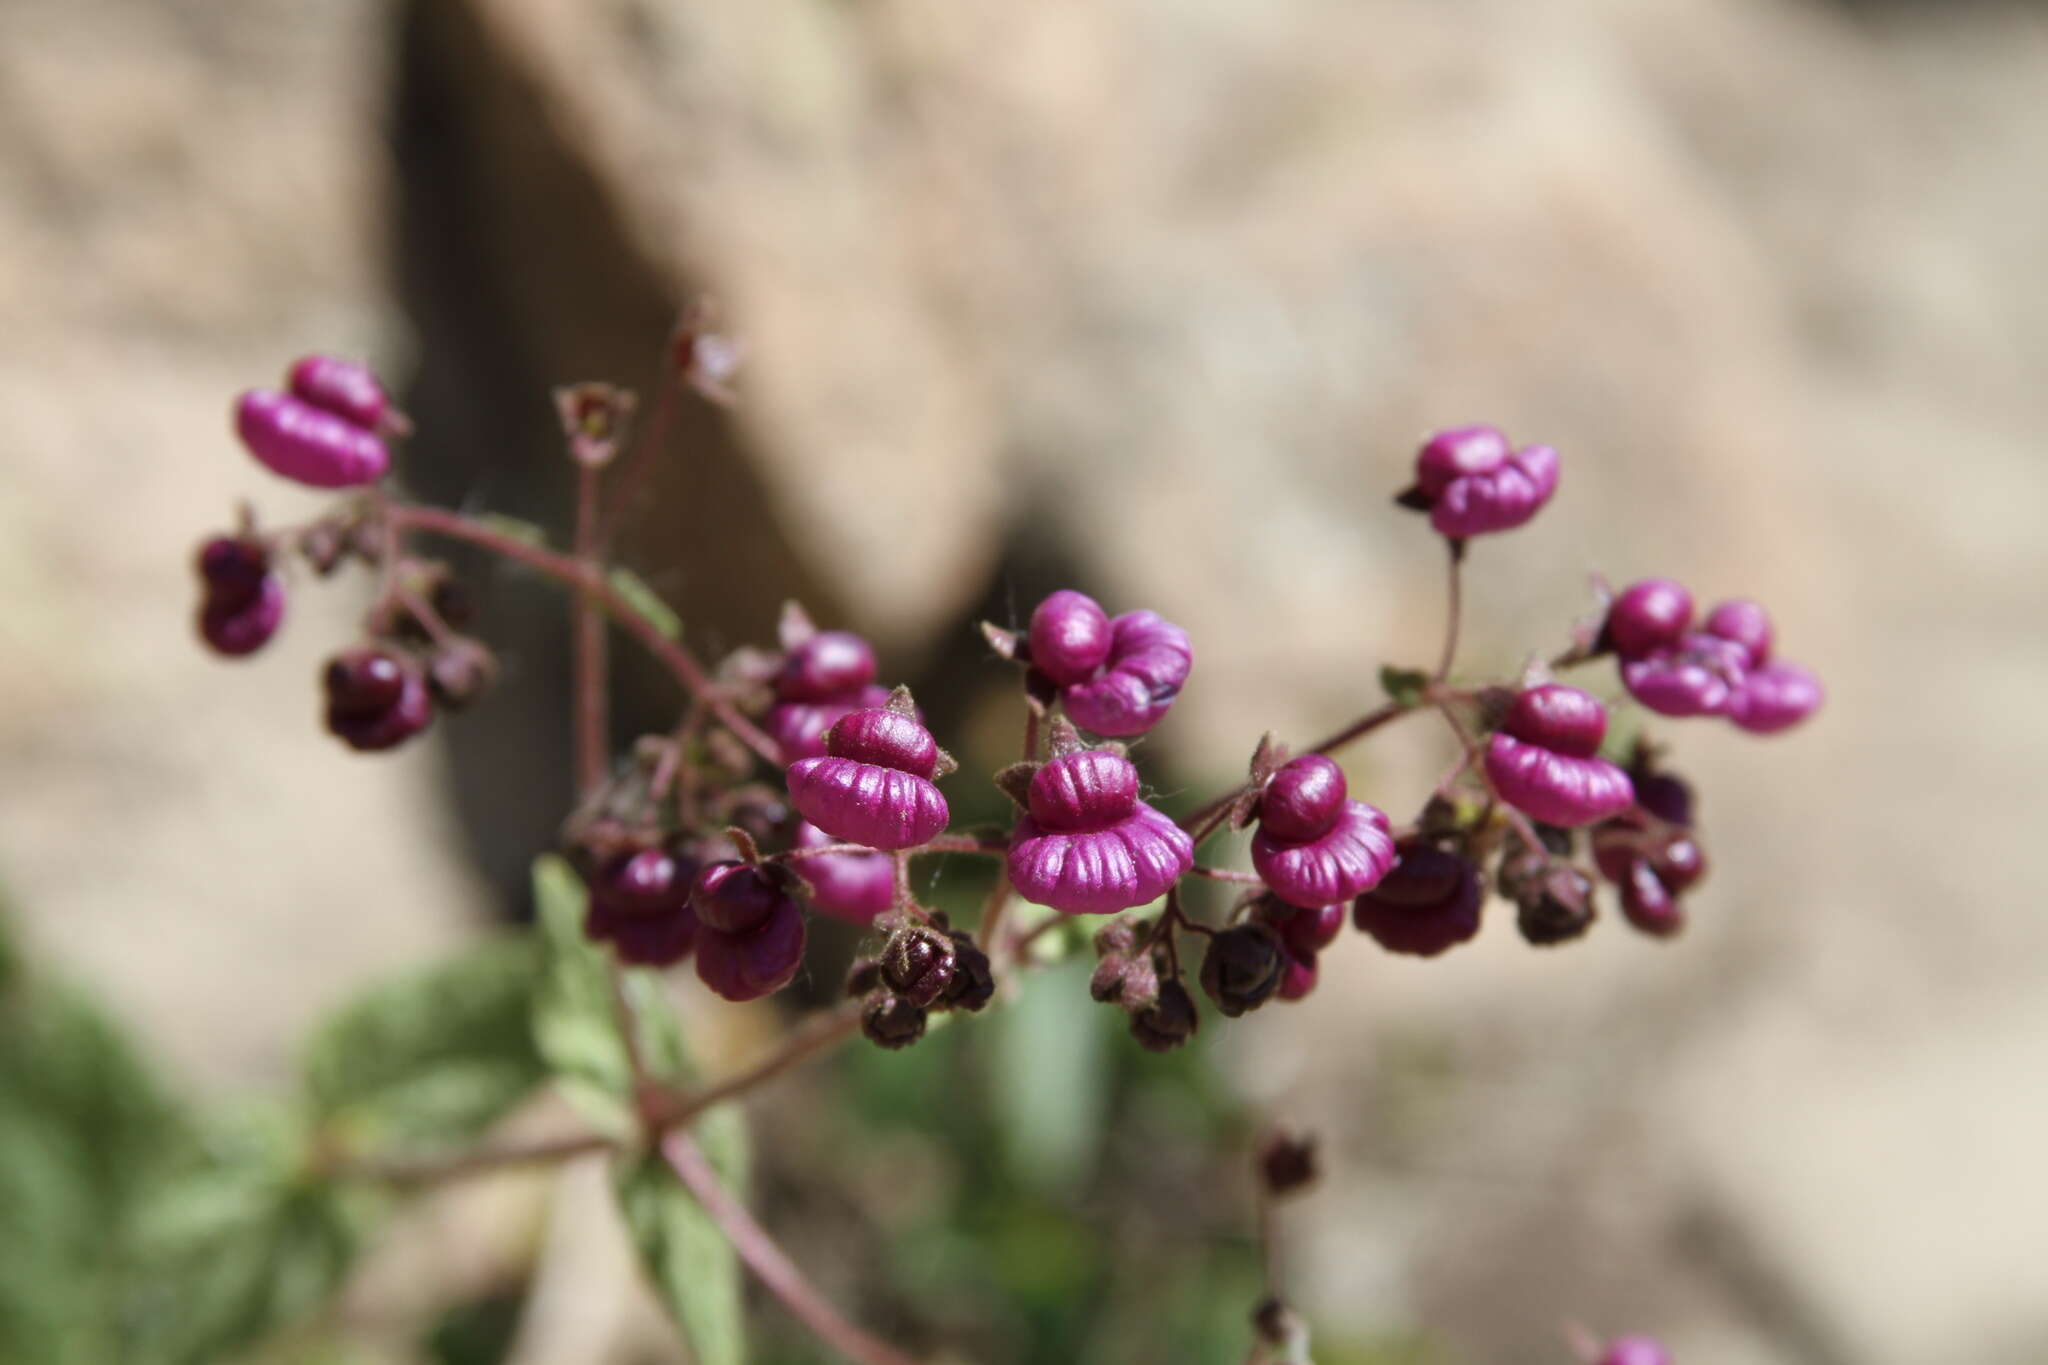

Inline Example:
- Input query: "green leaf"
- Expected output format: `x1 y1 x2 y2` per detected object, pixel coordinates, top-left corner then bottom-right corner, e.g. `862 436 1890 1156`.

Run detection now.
1379 664 1430 709
613 1143 745 1365
607 566 682 640
303 936 547 1153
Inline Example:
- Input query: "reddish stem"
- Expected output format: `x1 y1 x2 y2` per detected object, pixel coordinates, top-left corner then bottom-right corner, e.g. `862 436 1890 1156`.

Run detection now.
1435 537 1465 683
662 1132 923 1365
573 462 610 795
389 503 779 763
1188 864 1264 885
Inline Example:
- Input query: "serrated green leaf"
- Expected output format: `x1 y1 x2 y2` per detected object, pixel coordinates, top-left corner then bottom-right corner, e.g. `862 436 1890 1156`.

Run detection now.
1379 664 1430 709
303 936 546 1153
613 1146 745 1365
607 567 682 640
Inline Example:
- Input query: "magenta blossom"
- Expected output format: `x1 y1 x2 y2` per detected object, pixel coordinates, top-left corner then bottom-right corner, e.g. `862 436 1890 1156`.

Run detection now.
1250 755 1396 908
1008 749 1194 914
694 900 806 1002
1620 631 1749 717
1729 660 1824 734
1404 425 1560 539
235 389 391 488
1484 684 1633 827
287 354 393 433
195 536 285 657
765 627 890 762
787 707 949 850
585 846 700 967
1027 592 1193 738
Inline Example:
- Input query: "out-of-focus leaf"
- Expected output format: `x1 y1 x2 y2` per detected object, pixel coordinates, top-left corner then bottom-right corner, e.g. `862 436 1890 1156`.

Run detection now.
613 1138 746 1365
475 512 549 547
607 566 682 640
994 957 1107 1192
128 1108 381 1365
303 936 547 1153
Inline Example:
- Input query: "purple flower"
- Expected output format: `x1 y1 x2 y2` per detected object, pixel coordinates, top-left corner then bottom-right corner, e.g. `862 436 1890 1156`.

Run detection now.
695 897 807 1002
585 846 700 967
1007 749 1194 914
786 707 949 850
1027 589 1114 686
1728 660 1824 734
323 648 432 752
1619 632 1749 717
195 536 285 657
788 819 894 924
1275 949 1318 1001
777 629 877 701
1251 757 1395 909
1703 597 1772 665
1260 899 1346 959
1483 684 1633 827
1055 605 1194 738
690 860 798 934
287 354 393 433
765 685 893 764
1351 839 1483 957
1604 578 1695 659
234 390 391 488
1405 425 1560 539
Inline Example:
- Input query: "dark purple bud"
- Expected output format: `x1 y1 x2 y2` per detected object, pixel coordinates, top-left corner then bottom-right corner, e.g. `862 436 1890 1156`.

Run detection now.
586 847 701 967
1252 800 1397 908
1703 597 1773 665
845 957 884 997
694 899 806 1002
1025 749 1140 831
235 389 390 488
1128 977 1199 1052
1620 633 1748 717
1256 1129 1320 1198
882 925 957 1008
1257 755 1348 843
1618 859 1686 938
1410 426 1560 538
787 820 894 924
690 861 797 935
287 354 391 432
1630 770 1695 826
1487 686 1632 828
1275 949 1318 1001
199 577 286 657
1090 936 1159 1007
1727 660 1824 734
786 708 950 850
1605 578 1695 659
1009 799 1193 915
938 929 995 1012
860 992 927 1049
1353 839 1484 957
323 648 432 752
1656 836 1707 892
1514 865 1596 946
1597 1336 1672 1365
427 639 497 710
196 535 273 609
1027 589 1114 686
1062 609 1193 737
777 629 878 702
1198 923 1286 1017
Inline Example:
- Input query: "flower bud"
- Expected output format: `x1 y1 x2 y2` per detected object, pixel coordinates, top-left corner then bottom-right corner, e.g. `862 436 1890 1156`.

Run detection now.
1128 977 1199 1052
690 861 797 935
235 389 390 488
1352 839 1484 957
938 930 995 1012
323 648 432 752
860 992 928 1050
694 898 806 1002
1485 684 1633 827
1256 1128 1320 1198
882 925 957 1008
1513 865 1596 946
1198 923 1286 1018
1027 589 1114 687
1405 425 1560 538
287 354 392 432
1604 578 1694 658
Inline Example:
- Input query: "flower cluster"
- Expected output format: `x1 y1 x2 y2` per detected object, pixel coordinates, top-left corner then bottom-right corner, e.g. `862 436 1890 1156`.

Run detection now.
1604 578 1823 733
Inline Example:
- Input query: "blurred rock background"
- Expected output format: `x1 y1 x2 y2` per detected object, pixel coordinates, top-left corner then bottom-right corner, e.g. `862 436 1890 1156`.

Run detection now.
2 0 2045 1361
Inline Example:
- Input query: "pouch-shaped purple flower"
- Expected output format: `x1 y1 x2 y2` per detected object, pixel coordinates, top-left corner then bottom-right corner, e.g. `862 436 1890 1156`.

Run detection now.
1728 660 1824 734
323 648 432 752
1027 590 1113 686
788 819 894 924
1604 578 1695 659
288 354 393 433
196 536 285 657
1352 839 1484 957
1484 684 1633 827
1249 756 1395 908
786 707 949 850
1008 749 1194 914
1620 632 1749 717
764 628 890 762
235 389 391 488
1060 609 1193 738
766 684 893 764
694 899 807 1002
1407 425 1560 539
